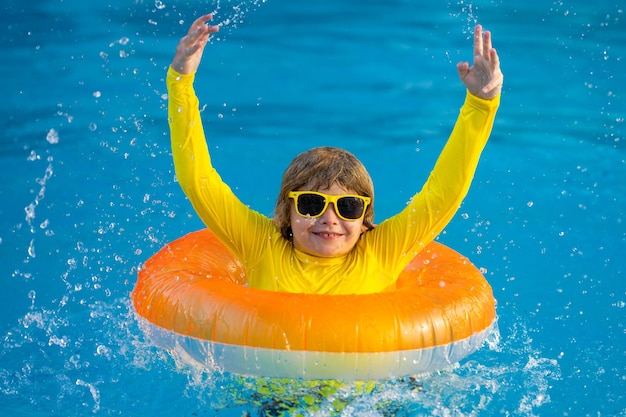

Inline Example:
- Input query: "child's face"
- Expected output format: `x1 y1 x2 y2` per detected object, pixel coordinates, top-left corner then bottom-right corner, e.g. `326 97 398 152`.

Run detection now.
290 183 368 258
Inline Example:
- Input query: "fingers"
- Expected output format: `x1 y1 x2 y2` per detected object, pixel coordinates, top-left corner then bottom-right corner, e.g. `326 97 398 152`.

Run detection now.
489 47 500 70
473 25 496 63
171 14 219 74
188 14 215 35
482 48 503 94
462 26 503 99
179 15 219 54
184 14 219 46
482 71 503 95
483 29 493 58
456 61 470 80
473 25 483 59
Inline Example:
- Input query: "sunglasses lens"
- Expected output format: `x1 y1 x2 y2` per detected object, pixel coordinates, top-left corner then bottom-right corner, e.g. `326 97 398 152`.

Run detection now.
337 197 365 219
297 194 326 217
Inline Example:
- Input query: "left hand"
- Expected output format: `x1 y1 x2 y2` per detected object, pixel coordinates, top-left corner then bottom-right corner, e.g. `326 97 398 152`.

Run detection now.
457 25 504 99
171 14 220 75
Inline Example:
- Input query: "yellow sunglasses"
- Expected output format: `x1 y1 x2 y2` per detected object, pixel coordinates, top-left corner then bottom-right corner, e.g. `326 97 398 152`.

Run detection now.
288 191 371 221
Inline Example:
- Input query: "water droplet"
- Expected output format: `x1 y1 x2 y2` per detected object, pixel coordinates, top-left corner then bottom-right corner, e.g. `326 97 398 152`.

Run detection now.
46 128 59 144
27 239 36 258
96 345 110 356
27 150 39 161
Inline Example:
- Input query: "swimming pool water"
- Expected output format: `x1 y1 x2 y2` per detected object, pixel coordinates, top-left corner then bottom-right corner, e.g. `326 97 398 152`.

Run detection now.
1 0 624 415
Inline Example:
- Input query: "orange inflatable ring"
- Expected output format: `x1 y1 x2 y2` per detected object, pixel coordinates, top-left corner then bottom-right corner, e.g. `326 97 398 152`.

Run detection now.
132 228 496 380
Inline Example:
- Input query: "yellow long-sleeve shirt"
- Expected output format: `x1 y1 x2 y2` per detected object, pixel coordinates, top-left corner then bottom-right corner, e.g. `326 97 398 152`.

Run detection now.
167 67 499 295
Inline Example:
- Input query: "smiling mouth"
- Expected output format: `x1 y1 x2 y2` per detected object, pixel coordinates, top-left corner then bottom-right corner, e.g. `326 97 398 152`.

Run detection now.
314 232 342 238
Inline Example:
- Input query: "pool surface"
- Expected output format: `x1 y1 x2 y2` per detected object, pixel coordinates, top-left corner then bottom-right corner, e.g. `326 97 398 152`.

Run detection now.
1 0 624 415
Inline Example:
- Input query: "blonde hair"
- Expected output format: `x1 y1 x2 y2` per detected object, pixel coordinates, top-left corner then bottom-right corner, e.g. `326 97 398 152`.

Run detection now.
274 146 375 240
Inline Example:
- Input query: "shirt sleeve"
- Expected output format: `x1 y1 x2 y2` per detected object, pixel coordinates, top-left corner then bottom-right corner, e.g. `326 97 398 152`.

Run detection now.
166 67 274 264
365 91 500 278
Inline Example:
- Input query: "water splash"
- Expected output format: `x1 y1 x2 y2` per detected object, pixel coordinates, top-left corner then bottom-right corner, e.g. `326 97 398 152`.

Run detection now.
448 0 481 37
149 0 268 37
126 319 559 416
75 379 101 413
212 0 268 31
23 136 56 261
165 0 266 37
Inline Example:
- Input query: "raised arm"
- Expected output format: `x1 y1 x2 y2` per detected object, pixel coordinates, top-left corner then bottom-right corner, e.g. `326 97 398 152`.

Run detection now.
368 25 503 277
411 25 503 235
167 15 274 263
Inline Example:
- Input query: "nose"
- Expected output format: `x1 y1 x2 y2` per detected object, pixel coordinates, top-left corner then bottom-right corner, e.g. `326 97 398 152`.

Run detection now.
319 202 340 224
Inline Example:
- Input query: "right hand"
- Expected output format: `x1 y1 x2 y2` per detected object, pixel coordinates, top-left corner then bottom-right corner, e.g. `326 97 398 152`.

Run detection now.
171 14 219 74
456 25 503 100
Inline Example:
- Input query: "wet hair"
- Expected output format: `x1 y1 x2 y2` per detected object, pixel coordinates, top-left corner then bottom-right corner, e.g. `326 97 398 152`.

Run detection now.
274 146 375 240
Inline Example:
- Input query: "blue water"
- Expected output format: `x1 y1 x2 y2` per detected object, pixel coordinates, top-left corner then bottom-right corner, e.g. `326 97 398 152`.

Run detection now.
1 0 624 415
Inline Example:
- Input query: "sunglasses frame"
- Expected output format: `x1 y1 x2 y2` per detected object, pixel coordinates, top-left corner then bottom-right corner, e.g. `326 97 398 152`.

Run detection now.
288 191 371 221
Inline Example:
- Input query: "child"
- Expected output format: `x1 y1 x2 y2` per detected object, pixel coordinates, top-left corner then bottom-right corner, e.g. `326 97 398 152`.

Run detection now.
167 14 503 295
